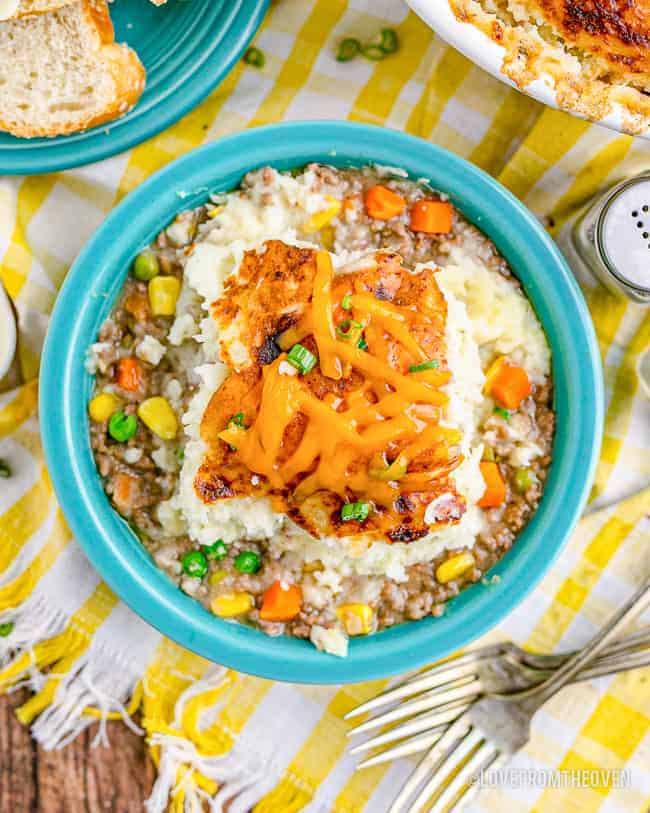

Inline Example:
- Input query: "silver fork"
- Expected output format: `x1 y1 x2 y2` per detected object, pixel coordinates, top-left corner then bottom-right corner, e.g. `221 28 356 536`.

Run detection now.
382 575 650 813
345 627 650 767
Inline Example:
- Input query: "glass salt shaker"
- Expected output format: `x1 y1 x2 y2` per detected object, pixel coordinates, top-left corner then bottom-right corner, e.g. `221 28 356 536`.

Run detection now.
569 173 650 304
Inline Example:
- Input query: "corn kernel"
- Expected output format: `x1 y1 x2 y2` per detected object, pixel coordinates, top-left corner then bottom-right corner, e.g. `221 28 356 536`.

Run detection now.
137 397 178 440
435 552 475 584
211 592 253 617
88 392 122 423
335 603 374 636
303 197 342 233
148 276 181 316
209 569 228 586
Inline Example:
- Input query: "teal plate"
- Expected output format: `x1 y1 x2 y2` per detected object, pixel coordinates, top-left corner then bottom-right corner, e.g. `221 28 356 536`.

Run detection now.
41 123 603 684
0 0 268 175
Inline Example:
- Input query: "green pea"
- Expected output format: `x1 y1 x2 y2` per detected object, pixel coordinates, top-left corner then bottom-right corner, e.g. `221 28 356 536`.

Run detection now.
0 622 13 637
132 250 160 281
108 411 138 442
202 539 228 561
0 459 11 478
181 550 208 578
234 551 261 574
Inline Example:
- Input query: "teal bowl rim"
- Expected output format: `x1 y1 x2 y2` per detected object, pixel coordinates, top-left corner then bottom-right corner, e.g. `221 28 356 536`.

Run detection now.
40 121 603 684
0 0 269 175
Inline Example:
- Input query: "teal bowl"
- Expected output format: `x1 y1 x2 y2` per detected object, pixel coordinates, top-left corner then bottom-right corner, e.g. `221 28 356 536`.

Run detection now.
40 122 603 683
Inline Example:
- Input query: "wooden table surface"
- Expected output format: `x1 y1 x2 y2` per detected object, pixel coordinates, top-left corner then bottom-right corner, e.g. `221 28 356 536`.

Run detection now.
0 371 155 811
0 690 155 812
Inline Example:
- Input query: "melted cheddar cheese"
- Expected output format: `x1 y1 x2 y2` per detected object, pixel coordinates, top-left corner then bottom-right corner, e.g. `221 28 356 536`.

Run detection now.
195 241 466 542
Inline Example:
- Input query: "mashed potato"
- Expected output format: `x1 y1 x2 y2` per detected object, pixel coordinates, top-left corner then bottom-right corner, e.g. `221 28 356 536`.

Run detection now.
166 171 550 591
91 163 554 657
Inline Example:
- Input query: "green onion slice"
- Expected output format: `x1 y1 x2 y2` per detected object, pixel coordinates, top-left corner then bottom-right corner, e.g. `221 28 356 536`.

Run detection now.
493 406 510 421
337 37 361 62
358 337 368 351
409 359 440 373
361 44 386 61
244 47 265 68
369 454 408 482
341 501 370 522
341 294 352 310
336 319 363 340
287 343 317 374
227 412 245 429
0 622 13 637
379 28 399 54
0 459 10 478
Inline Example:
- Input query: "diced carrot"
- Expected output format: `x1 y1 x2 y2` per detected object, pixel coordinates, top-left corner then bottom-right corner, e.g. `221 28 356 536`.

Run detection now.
483 356 506 393
116 357 143 392
260 580 302 622
477 461 506 508
489 361 531 410
364 185 407 220
112 472 140 515
124 289 150 322
409 200 453 234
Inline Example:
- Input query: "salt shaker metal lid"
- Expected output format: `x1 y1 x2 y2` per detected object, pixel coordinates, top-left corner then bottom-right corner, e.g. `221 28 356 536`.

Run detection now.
571 174 650 304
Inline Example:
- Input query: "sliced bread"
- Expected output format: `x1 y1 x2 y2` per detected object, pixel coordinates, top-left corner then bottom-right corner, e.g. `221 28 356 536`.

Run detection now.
0 0 76 21
0 0 145 138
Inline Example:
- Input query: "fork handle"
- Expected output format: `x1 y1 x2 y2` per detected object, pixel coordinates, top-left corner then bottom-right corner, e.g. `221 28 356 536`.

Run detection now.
512 575 650 706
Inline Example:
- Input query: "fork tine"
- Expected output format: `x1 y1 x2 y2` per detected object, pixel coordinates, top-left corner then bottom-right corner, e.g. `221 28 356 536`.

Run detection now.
401 643 508 687
356 727 447 769
344 664 478 721
347 678 481 737
446 749 508 813
388 713 471 813
427 739 498 813
349 699 470 755
345 645 505 720
410 727 486 813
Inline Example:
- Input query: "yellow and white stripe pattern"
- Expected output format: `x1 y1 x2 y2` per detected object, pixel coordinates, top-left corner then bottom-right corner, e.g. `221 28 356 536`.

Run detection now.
0 1 649 810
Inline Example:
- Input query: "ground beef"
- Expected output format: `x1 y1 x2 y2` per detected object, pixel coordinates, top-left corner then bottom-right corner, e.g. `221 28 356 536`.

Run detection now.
88 164 556 646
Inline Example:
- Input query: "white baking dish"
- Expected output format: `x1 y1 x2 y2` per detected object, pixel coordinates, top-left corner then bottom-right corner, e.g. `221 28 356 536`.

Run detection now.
407 0 650 139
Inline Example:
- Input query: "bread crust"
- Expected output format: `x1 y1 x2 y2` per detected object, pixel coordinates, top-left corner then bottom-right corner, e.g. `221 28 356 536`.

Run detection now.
0 0 146 138
4 0 75 21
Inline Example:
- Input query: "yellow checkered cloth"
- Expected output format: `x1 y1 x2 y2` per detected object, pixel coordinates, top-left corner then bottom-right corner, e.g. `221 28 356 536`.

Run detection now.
1 1 649 811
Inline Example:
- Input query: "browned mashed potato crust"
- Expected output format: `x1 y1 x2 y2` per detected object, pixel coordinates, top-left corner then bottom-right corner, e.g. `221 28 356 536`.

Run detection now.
450 0 650 133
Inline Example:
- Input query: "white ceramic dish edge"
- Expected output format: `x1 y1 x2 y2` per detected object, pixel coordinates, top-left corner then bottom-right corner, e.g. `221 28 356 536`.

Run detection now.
406 0 650 140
